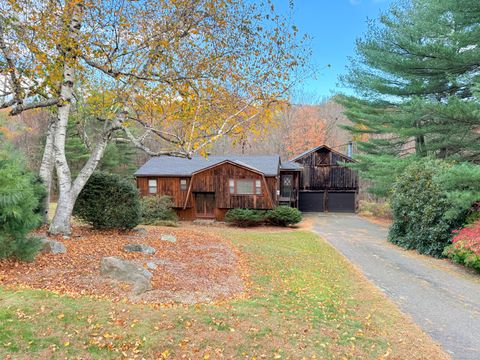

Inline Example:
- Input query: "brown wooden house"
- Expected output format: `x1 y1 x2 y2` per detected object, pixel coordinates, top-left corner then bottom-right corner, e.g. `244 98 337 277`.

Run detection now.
134 145 358 219
135 155 280 220
291 145 358 212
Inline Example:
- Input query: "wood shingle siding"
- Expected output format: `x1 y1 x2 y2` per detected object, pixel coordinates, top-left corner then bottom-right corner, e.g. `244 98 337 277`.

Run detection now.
294 146 358 191
136 177 192 208
136 161 278 220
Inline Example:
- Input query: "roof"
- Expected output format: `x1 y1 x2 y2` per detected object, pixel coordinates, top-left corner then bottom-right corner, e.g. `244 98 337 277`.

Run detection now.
290 144 355 162
280 161 303 171
135 155 281 177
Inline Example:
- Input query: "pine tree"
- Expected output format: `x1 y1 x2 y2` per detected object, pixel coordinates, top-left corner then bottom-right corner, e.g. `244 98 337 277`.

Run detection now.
0 139 43 262
339 0 480 195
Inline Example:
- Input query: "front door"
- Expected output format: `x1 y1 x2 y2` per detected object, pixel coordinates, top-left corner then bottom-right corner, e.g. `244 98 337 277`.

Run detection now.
195 193 216 218
281 174 293 198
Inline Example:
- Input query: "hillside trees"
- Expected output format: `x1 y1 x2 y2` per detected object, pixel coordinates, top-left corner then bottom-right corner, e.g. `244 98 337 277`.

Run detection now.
0 0 308 235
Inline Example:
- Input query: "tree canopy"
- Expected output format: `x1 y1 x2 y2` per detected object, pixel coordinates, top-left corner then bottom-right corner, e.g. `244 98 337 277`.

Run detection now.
338 0 480 197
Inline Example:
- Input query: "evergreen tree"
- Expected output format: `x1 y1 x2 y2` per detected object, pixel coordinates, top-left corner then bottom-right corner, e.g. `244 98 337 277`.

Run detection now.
0 138 43 262
339 0 480 195
65 118 138 177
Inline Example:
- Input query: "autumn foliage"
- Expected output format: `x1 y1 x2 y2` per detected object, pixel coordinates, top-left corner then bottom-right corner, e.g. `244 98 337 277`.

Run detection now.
444 220 480 272
284 105 330 157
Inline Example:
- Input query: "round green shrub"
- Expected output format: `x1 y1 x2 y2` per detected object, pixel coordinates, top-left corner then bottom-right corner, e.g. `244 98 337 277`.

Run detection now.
225 208 267 227
267 206 302 227
74 172 141 230
389 159 456 257
0 143 43 262
141 195 178 225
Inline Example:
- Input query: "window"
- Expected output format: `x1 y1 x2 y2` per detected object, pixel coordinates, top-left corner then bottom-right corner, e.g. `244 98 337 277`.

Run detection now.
236 179 254 194
255 179 262 195
148 179 157 194
229 178 262 195
180 179 188 191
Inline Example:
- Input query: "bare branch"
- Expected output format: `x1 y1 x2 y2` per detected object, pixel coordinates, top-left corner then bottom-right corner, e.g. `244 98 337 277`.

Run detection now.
10 98 60 115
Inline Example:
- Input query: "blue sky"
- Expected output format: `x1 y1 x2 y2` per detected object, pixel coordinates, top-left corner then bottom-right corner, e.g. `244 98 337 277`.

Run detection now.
276 0 393 101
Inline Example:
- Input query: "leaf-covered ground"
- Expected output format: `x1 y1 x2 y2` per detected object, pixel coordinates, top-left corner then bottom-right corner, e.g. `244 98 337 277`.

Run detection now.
0 226 245 304
0 227 448 359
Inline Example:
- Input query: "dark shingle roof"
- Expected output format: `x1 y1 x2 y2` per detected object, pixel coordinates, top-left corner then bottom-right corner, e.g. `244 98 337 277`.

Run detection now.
135 155 281 177
280 161 303 171
290 144 354 162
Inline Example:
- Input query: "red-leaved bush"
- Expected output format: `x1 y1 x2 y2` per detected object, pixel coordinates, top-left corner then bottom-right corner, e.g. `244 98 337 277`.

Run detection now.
443 220 480 272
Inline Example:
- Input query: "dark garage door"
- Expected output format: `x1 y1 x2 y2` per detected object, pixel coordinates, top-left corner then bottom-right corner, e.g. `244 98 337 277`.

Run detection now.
299 191 324 212
327 192 356 212
299 191 356 213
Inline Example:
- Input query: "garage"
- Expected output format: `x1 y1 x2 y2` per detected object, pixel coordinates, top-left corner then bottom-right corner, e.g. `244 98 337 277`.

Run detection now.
299 190 356 213
327 191 356 212
299 191 325 212
292 144 359 214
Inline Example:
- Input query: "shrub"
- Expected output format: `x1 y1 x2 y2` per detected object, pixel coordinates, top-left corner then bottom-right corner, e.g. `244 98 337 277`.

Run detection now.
74 172 141 230
150 219 179 227
267 206 302 226
225 208 267 227
0 144 43 261
358 200 392 219
389 159 456 257
140 195 178 225
443 220 480 273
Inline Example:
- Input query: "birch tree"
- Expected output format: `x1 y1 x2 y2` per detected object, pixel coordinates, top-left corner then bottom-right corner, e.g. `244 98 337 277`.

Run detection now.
0 0 308 235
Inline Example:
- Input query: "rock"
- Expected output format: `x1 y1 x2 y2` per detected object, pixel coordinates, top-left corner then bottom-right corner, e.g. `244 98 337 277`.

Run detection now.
160 234 177 243
193 219 216 226
40 239 67 254
146 261 157 270
100 257 152 294
132 227 148 236
123 244 156 255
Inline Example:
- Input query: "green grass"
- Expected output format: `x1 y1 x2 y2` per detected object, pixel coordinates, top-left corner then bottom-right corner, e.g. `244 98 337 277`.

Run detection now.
0 229 443 359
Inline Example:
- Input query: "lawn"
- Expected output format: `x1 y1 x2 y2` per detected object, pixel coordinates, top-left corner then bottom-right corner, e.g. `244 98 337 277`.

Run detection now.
0 227 447 359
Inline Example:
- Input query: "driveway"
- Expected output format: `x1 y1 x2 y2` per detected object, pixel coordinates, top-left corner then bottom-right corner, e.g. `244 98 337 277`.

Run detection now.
312 213 480 360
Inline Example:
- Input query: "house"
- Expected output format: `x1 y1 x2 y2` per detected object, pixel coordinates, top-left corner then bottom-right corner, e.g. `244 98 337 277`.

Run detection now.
134 145 358 220
292 144 358 212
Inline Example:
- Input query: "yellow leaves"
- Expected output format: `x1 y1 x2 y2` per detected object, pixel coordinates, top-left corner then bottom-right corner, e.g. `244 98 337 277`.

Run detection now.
57 313 65 320
160 349 171 358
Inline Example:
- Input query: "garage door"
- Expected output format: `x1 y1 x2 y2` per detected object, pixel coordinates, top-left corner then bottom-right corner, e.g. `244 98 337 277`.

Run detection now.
327 192 356 212
299 191 324 212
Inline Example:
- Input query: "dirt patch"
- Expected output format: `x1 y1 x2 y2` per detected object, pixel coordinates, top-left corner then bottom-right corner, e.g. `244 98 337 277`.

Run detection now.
0 226 245 305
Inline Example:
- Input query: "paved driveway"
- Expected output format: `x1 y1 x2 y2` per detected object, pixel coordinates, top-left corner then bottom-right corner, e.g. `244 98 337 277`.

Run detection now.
312 213 480 360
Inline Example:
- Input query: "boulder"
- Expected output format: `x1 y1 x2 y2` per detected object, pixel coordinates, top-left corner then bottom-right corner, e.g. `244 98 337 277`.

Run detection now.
123 244 156 255
40 238 67 254
100 257 152 294
132 227 148 236
146 261 157 270
160 234 177 243
193 219 216 226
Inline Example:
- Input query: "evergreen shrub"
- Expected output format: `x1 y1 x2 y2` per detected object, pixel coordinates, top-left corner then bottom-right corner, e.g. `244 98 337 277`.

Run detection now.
0 144 43 261
267 206 302 226
74 172 141 230
225 208 267 227
389 159 455 257
140 195 178 225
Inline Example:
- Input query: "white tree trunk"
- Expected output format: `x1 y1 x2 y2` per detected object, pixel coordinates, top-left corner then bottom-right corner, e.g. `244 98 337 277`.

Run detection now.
38 117 56 223
47 2 83 236
49 128 112 235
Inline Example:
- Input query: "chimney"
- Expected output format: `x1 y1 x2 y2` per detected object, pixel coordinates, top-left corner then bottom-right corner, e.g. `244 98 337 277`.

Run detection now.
347 141 353 158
